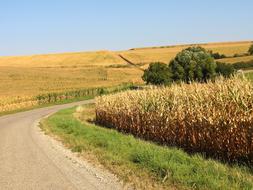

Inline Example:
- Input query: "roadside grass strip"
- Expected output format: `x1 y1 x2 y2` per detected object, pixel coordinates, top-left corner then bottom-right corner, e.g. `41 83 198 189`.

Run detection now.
41 106 253 190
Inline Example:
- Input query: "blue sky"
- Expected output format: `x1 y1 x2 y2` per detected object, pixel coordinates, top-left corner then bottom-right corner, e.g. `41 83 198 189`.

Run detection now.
0 0 252 56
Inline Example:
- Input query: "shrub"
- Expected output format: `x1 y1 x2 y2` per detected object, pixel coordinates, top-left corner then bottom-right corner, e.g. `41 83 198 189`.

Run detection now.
216 62 235 77
209 50 227 59
249 44 253 55
233 53 249 58
142 62 172 85
232 60 253 70
96 77 253 164
169 46 217 83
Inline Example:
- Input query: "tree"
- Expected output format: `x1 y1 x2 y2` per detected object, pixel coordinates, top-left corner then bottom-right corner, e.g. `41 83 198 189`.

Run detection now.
249 44 253 55
216 62 235 78
142 62 172 85
169 46 216 83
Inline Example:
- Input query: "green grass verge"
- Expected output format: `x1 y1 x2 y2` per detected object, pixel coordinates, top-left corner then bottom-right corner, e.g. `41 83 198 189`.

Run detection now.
40 106 253 190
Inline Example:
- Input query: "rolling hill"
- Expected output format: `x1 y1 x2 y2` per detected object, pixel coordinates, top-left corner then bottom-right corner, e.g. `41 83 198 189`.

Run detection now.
0 40 252 112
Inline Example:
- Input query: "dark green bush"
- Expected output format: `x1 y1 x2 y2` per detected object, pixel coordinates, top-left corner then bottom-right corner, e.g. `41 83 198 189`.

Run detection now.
209 50 226 59
142 62 172 85
216 62 235 78
249 44 253 55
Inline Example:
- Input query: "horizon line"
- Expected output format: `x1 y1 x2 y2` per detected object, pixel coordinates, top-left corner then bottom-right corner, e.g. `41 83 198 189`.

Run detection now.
0 40 252 58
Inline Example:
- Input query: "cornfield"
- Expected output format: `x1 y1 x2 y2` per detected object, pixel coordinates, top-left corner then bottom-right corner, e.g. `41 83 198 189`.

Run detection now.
0 83 134 113
95 76 253 163
0 96 38 113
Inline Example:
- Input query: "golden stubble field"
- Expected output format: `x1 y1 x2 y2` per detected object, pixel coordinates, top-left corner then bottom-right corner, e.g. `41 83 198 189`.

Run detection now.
0 51 143 111
0 41 252 112
0 51 141 93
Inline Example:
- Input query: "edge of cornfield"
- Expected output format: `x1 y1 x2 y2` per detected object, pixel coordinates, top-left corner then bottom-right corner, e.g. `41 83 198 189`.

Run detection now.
40 104 253 190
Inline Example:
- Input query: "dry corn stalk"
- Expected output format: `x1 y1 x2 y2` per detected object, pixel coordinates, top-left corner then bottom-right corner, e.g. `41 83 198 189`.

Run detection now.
95 76 253 163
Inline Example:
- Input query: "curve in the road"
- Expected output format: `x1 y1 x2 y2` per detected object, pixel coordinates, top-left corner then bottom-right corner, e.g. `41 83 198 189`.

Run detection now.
0 100 123 190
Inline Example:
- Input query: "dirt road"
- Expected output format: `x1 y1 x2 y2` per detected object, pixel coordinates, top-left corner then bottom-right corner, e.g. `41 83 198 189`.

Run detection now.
0 100 123 190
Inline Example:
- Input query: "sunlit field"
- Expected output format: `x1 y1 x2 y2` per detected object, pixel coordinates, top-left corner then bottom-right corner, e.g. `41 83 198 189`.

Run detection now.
0 41 252 112
120 41 252 69
0 51 143 112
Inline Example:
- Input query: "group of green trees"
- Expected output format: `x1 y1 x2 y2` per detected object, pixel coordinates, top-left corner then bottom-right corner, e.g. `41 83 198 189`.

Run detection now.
143 44 253 85
142 46 233 85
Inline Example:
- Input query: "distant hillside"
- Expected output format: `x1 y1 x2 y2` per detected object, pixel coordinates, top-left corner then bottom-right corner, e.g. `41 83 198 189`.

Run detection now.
0 51 125 68
0 41 251 68
129 41 253 51
119 41 253 69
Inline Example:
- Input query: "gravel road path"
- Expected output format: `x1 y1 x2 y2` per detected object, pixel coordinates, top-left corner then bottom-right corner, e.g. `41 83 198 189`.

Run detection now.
0 100 123 190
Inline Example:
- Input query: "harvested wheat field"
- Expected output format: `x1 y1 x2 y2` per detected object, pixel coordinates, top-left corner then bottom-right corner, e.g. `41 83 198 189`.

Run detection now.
0 51 143 112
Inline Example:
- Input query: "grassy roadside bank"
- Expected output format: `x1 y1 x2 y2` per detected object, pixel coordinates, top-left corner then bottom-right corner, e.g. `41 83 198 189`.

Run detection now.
40 104 253 190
